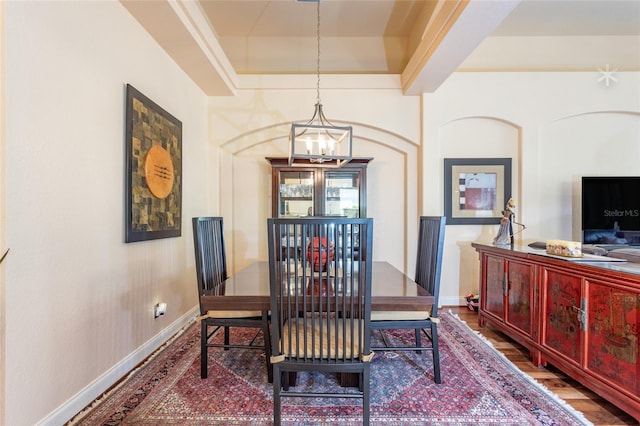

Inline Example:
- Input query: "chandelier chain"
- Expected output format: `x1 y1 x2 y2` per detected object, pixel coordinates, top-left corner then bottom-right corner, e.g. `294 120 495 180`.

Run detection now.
316 0 321 105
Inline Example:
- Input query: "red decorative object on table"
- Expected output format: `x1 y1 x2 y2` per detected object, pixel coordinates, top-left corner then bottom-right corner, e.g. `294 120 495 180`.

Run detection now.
307 237 335 269
307 276 335 296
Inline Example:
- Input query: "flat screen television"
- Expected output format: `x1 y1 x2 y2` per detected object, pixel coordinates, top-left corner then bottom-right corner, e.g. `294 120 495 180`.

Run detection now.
582 176 640 245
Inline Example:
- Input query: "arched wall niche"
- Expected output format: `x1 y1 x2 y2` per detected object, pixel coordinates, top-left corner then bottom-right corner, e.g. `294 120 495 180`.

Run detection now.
435 115 522 304
218 121 421 276
437 115 523 216
538 110 640 241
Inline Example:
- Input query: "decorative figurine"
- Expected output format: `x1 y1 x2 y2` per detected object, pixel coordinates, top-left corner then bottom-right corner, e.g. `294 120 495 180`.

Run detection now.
494 198 522 246
493 207 513 246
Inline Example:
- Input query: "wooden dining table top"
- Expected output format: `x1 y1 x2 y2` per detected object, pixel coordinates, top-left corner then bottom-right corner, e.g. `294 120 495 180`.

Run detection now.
200 261 433 312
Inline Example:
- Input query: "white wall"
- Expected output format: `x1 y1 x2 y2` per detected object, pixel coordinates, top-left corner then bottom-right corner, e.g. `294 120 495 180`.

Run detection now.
4 2 208 424
424 72 640 302
0 2 6 425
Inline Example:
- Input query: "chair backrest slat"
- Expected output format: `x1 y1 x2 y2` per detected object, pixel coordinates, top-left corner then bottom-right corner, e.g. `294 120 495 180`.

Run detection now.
414 216 446 317
267 217 373 363
192 217 227 313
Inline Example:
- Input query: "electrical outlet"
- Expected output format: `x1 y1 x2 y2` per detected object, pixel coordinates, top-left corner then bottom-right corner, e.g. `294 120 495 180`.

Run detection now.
154 302 167 318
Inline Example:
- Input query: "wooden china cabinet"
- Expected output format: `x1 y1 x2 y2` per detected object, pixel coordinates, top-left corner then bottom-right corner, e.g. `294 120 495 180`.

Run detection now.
472 242 640 423
265 157 372 218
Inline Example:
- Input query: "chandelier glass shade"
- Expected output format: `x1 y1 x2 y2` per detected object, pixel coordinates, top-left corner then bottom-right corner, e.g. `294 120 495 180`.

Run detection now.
288 0 353 168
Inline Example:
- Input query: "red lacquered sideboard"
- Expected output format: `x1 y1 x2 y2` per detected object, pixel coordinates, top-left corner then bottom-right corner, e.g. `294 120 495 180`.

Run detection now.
472 242 640 423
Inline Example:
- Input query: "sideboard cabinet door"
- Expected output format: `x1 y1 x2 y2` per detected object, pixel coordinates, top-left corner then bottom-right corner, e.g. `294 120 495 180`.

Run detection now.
540 267 583 365
482 253 505 321
585 279 639 397
505 259 535 338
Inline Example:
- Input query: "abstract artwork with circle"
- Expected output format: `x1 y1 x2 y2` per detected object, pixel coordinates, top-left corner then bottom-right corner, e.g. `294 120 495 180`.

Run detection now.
125 84 182 242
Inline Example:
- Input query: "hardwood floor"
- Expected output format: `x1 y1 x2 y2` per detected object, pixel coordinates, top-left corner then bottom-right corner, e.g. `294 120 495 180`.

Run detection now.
447 306 638 426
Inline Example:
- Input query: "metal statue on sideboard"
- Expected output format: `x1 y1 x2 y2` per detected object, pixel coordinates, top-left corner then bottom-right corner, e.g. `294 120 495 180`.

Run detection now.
493 198 526 246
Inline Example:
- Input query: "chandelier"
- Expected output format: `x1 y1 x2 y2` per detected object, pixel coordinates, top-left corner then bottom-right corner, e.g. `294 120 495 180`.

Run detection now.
288 0 353 168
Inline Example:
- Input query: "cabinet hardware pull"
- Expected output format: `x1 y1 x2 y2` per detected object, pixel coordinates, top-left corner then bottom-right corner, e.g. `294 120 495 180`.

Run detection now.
570 304 587 331
580 297 587 331
503 272 508 296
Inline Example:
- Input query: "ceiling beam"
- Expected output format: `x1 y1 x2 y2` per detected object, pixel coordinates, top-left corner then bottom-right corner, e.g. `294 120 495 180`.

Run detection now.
402 0 522 94
120 0 237 96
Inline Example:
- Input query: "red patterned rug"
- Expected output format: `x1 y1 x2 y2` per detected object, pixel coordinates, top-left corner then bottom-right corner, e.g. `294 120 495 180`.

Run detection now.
69 312 591 425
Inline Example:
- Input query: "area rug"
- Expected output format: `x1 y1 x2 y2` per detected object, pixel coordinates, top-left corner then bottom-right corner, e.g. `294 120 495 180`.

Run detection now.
69 311 591 425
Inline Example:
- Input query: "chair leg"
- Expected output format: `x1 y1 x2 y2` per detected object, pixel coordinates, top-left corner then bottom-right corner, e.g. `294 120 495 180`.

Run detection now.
273 365 282 426
224 326 230 350
363 366 370 425
262 312 273 383
200 321 208 379
432 323 441 384
283 371 290 391
414 328 423 354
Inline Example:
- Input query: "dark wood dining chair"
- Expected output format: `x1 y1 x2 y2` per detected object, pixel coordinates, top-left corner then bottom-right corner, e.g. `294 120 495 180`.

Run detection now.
192 217 272 382
370 216 446 384
267 217 374 426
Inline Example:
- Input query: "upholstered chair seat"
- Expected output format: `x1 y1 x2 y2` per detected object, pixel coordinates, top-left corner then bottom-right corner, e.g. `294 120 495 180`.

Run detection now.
280 317 368 359
370 309 431 321
202 310 264 319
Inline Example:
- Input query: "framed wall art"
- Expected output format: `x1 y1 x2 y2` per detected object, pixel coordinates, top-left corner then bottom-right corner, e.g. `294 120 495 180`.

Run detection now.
125 84 182 242
444 158 512 225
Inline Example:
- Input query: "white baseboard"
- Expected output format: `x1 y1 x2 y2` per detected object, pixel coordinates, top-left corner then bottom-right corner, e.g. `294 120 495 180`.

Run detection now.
440 296 467 307
38 306 199 426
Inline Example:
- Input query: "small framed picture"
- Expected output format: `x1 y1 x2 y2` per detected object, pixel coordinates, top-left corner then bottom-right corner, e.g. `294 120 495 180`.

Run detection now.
444 158 512 225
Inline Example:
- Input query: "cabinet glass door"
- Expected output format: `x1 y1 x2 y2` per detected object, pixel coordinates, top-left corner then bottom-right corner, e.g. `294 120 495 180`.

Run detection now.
278 171 314 217
324 171 361 217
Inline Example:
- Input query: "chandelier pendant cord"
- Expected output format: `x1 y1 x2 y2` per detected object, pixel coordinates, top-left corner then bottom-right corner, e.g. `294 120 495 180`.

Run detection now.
316 0 321 107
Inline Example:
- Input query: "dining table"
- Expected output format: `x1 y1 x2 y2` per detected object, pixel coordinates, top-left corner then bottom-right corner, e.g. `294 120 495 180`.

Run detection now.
200 260 434 312
200 260 433 387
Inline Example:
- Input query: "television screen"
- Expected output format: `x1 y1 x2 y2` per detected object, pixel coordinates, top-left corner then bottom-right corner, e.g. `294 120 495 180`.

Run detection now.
582 176 640 245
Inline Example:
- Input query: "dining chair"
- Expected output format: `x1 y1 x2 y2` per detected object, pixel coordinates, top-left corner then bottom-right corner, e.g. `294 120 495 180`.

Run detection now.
192 216 272 382
267 217 374 426
370 216 446 384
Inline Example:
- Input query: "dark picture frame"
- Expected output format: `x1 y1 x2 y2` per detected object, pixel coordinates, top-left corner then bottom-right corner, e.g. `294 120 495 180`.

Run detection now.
444 158 512 225
125 84 182 243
